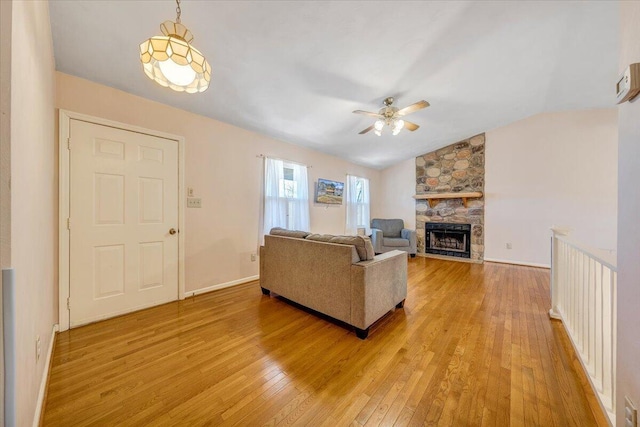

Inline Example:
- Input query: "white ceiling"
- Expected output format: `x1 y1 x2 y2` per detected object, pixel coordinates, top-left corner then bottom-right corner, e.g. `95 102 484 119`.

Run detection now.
49 1 619 169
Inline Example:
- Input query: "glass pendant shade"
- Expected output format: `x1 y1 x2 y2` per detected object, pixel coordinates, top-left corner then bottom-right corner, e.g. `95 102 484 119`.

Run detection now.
391 119 403 135
374 120 384 131
140 21 211 93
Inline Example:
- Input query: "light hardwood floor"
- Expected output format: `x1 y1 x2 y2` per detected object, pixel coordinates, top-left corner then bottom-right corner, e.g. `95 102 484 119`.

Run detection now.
43 258 607 426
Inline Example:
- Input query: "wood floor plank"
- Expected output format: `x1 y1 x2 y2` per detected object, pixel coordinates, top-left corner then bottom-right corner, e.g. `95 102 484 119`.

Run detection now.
43 259 608 426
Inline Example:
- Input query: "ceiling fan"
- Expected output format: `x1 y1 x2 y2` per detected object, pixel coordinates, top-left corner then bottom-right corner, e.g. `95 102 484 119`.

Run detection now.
353 97 430 136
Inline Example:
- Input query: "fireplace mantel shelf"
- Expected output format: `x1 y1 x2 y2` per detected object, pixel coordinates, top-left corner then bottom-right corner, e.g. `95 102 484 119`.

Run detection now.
413 191 483 208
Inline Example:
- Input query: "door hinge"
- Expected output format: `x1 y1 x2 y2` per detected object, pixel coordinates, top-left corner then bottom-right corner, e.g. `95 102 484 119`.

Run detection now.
67 297 70 310
67 138 71 150
67 217 71 230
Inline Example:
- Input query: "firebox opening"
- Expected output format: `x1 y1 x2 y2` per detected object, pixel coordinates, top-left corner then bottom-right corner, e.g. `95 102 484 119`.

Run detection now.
425 223 471 259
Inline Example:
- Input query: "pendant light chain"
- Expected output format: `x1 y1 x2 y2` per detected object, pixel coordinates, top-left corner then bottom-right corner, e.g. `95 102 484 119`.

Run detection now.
175 0 182 23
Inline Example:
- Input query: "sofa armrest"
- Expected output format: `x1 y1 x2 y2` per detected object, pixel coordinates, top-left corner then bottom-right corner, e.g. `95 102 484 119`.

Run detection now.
259 245 265 282
401 229 417 253
350 250 408 329
370 228 384 254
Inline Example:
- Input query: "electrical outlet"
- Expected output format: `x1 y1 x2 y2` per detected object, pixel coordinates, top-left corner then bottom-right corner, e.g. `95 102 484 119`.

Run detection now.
187 198 202 208
187 187 194 197
36 336 41 362
626 396 638 427
506 243 512 249
251 253 257 262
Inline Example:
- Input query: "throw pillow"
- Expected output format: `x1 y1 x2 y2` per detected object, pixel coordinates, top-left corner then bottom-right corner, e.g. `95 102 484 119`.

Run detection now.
361 236 375 260
329 235 375 261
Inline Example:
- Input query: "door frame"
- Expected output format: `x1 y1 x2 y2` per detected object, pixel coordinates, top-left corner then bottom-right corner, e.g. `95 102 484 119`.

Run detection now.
58 110 186 331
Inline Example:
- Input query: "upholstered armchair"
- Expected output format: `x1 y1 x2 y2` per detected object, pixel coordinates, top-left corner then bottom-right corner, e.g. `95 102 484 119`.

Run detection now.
370 218 417 257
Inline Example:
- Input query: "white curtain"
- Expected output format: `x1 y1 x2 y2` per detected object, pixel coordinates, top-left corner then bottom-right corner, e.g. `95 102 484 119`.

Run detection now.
345 175 370 235
290 161 310 231
264 158 286 235
263 157 310 238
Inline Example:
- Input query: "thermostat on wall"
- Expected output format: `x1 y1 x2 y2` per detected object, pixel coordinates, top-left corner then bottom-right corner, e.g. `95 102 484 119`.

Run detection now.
616 63 640 104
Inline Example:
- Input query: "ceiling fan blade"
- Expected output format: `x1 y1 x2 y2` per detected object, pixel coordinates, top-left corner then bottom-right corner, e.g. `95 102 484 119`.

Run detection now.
359 125 375 135
403 121 420 131
396 100 430 117
353 110 383 118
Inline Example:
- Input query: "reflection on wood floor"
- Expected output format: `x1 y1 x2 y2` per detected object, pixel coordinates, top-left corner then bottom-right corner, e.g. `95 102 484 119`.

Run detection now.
43 257 607 426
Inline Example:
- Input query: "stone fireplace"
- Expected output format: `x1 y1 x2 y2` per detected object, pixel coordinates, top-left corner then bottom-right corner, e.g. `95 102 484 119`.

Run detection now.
415 134 485 262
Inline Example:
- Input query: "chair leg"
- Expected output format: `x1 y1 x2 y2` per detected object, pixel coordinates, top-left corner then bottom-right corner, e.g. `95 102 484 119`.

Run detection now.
355 327 370 340
396 299 405 309
261 287 270 296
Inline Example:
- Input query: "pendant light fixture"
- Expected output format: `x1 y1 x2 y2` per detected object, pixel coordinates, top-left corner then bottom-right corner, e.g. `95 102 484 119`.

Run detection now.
139 0 211 93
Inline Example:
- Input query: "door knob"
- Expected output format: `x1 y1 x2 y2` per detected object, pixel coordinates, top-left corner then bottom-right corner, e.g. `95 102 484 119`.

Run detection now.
169 228 177 235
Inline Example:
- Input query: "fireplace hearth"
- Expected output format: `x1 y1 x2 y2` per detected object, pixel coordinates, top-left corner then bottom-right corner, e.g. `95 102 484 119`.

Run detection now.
425 223 471 259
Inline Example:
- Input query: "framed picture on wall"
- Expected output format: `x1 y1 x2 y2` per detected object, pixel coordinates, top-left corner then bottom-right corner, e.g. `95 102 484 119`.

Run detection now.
315 178 344 205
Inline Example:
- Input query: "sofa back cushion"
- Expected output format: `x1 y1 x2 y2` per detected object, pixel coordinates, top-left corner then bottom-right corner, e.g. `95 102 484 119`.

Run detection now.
305 234 374 262
270 227 311 239
304 233 334 243
306 234 359 263
371 219 404 238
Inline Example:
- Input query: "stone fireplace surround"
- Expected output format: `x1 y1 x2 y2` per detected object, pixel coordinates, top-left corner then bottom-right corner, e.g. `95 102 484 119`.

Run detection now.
415 134 485 262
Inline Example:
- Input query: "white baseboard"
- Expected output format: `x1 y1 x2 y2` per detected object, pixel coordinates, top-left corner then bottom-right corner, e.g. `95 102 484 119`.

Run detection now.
33 323 58 427
548 308 562 320
484 258 550 269
189 275 260 297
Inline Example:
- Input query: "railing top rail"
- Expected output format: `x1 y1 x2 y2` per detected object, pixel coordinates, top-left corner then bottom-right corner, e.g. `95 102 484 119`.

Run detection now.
555 234 617 271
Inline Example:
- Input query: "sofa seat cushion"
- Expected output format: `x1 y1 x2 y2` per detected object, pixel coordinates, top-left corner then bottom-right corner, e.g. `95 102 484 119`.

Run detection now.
371 219 404 237
383 237 410 247
270 227 311 239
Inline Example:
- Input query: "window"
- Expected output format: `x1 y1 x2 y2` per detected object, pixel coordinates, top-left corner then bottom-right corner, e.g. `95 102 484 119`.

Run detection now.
345 175 370 235
263 158 310 235
279 167 298 201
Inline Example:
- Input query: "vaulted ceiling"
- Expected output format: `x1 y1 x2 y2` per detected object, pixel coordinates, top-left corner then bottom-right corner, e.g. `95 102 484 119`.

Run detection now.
49 1 618 169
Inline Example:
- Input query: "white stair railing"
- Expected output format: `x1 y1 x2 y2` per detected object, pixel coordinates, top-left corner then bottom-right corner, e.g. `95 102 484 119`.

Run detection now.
550 228 617 425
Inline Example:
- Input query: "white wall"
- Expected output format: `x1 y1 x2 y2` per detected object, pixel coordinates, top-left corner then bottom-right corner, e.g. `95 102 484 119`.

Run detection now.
377 110 618 267
0 0 11 267
616 2 640 425
374 158 416 230
56 73 381 293
10 0 58 424
0 0 11 422
484 109 618 266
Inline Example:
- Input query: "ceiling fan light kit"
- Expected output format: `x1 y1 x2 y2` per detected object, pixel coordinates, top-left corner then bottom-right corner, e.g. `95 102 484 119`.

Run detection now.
139 0 211 93
354 97 429 136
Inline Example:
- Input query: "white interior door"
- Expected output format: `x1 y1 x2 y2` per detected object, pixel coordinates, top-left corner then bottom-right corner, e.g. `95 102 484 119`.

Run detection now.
69 119 179 327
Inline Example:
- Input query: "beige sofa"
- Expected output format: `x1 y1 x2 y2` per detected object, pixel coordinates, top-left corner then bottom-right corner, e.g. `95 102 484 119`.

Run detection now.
260 232 407 339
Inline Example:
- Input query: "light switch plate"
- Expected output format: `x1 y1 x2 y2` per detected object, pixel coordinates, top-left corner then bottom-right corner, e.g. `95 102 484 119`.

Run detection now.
617 63 640 104
187 198 202 208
